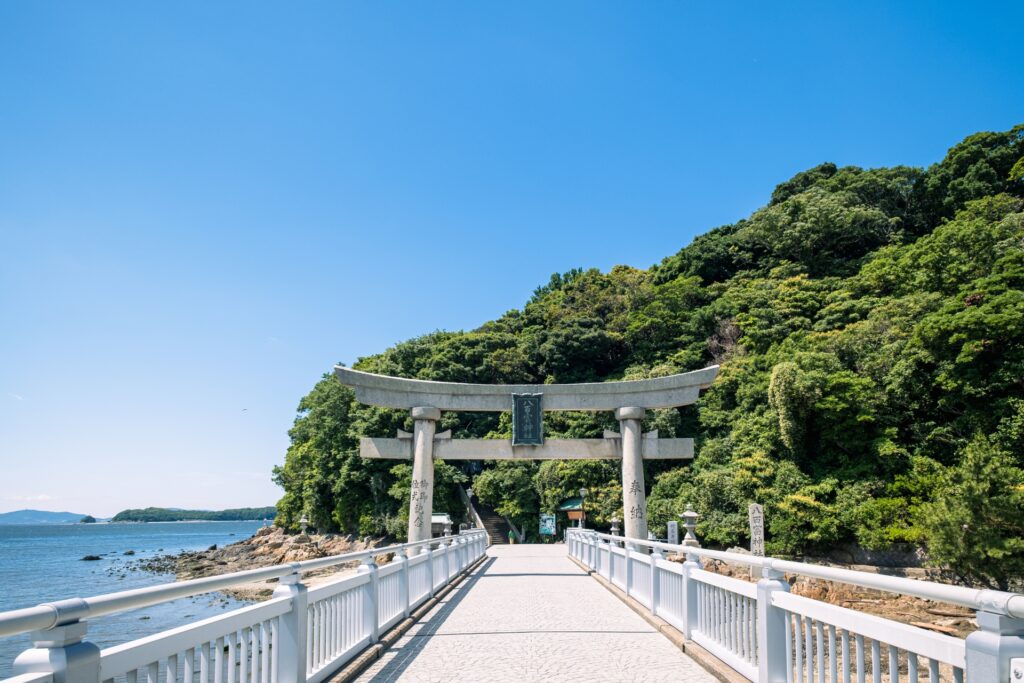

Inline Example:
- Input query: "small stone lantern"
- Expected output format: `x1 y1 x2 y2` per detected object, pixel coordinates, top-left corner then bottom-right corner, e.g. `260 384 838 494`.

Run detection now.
299 513 309 536
610 515 621 536
681 504 700 547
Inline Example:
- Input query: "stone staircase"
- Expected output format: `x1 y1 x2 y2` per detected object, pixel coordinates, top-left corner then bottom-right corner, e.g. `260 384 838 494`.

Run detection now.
472 497 513 545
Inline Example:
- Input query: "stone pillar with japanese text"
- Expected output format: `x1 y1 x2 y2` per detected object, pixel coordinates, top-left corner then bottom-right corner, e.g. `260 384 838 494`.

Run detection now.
409 406 440 548
615 406 647 541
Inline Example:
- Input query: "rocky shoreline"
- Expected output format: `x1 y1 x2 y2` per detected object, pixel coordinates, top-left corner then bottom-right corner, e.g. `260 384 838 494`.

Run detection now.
130 526 391 600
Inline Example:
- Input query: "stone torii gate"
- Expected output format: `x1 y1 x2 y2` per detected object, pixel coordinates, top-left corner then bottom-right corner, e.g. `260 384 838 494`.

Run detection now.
334 365 718 544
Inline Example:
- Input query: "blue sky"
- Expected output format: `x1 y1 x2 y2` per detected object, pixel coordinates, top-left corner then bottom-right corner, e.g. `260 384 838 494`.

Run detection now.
1 2 1022 517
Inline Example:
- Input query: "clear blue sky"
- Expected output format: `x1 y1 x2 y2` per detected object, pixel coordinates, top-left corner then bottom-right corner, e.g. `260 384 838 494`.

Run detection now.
1 2 1021 517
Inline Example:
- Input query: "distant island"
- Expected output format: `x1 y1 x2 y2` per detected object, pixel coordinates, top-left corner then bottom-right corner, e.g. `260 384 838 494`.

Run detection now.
111 507 277 522
0 509 92 525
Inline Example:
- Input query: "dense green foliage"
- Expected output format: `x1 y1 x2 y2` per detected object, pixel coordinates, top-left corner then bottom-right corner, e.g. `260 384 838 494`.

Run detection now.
111 507 277 522
275 125 1024 586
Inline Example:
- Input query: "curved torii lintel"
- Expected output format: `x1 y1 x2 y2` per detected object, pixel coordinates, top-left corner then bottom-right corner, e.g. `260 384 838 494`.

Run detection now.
333 365 719 412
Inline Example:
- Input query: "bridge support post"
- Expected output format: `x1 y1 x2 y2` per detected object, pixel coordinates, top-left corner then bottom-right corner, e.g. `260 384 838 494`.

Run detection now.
756 566 790 683
408 406 440 550
13 607 100 683
680 551 701 639
965 611 1024 682
615 407 648 541
358 556 380 643
271 569 308 683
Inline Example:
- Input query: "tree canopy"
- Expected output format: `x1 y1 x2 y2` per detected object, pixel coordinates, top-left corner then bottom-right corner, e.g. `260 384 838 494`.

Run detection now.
273 124 1024 585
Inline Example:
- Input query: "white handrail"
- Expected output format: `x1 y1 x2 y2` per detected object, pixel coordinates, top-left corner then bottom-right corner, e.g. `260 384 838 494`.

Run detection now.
571 529 1024 618
0 530 488 639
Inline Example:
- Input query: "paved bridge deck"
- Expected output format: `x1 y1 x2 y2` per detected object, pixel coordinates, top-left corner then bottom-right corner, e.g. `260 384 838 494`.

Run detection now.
355 544 715 683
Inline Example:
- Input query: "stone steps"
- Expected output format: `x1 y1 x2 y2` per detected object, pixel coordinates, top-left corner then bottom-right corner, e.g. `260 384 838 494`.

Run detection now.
471 497 512 545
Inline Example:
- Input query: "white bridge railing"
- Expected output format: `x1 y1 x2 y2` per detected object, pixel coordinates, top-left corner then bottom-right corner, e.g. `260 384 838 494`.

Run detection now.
567 529 1024 683
0 530 487 683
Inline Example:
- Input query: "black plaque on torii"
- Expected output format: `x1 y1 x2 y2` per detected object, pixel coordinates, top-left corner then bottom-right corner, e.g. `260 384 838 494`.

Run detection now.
512 393 543 446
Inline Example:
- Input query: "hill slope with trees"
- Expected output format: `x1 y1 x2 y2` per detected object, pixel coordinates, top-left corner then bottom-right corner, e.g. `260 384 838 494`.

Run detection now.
273 125 1024 589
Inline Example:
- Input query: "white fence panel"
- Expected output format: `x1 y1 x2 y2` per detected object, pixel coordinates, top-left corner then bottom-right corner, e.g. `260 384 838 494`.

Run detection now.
774 591 966 683
627 550 652 609
100 597 292 683
690 569 758 681
407 554 432 609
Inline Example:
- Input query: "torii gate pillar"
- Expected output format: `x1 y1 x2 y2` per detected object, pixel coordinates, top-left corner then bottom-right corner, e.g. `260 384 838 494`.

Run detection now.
408 406 440 546
615 407 647 540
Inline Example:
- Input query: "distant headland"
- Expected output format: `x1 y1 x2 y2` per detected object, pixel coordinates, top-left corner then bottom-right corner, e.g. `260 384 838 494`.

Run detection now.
110 507 277 522
0 509 92 525
0 507 277 524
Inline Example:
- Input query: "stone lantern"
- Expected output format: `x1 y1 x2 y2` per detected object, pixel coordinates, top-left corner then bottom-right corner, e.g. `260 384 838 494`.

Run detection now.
681 504 700 547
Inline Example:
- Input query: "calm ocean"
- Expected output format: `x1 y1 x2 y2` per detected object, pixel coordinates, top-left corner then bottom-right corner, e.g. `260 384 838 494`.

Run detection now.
0 521 266 676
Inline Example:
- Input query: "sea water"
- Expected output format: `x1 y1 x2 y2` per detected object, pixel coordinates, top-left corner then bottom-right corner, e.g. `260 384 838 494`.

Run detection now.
0 521 266 676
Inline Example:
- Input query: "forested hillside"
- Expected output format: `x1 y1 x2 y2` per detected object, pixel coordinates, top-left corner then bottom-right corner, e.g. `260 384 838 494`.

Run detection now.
274 125 1024 588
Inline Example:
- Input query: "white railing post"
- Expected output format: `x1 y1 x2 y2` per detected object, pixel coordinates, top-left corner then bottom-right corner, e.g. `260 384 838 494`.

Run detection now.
965 610 1024 682
270 567 308 683
443 538 453 584
680 550 701 639
756 565 790 683
605 539 614 584
398 548 411 618
650 547 663 617
426 540 436 597
12 600 100 683
358 555 380 643
624 543 633 598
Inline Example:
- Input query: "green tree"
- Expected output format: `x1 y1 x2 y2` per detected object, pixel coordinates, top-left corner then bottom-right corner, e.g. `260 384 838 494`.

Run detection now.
920 435 1024 589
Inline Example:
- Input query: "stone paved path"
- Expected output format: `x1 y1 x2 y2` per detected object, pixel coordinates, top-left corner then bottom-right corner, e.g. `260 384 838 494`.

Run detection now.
355 544 716 682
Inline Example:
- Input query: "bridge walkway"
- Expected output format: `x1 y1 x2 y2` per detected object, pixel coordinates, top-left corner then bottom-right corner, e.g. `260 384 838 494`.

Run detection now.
354 544 715 683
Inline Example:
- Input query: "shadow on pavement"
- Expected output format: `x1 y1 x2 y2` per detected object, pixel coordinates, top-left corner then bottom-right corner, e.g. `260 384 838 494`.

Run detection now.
360 556 496 682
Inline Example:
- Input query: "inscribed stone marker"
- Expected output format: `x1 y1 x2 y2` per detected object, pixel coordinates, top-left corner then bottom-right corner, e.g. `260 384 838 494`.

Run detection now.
748 503 765 556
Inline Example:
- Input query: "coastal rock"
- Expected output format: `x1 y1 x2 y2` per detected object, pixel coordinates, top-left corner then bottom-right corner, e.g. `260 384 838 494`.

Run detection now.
155 527 387 600
81 555 102 561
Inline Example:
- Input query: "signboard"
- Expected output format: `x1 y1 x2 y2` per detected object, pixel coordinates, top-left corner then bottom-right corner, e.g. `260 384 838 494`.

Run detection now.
539 513 556 536
748 503 765 556
512 393 544 445
666 520 679 545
